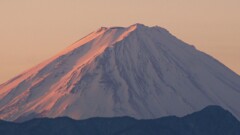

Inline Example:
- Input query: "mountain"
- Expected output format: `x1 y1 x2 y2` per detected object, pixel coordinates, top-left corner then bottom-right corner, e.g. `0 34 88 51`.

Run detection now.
0 23 240 121
0 106 240 135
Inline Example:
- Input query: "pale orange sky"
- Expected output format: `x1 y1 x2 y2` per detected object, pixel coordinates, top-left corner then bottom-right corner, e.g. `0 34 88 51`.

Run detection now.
0 0 239 83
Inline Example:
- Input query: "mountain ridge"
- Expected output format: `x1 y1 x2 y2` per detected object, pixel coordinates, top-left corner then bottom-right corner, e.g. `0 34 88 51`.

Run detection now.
0 105 240 135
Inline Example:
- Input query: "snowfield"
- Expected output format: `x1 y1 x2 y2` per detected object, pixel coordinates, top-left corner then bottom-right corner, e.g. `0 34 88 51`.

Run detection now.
0 24 240 121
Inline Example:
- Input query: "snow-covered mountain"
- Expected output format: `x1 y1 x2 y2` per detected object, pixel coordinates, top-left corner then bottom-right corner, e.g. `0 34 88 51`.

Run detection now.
0 24 240 121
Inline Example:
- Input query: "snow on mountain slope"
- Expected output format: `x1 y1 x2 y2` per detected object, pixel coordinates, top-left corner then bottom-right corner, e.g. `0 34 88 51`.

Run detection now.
0 24 240 121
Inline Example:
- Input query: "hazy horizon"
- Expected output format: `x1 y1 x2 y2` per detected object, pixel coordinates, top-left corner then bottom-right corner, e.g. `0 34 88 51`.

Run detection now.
0 0 240 83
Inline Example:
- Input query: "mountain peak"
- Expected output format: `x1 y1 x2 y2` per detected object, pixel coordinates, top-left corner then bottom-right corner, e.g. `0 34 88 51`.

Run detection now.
96 23 148 33
0 24 240 122
129 23 147 28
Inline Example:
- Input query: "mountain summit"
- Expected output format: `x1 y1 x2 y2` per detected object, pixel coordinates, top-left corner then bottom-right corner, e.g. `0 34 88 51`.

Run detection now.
0 24 240 121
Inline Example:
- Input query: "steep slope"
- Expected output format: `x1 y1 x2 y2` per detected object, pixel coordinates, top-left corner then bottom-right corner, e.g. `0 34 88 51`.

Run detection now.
0 24 240 121
0 106 240 135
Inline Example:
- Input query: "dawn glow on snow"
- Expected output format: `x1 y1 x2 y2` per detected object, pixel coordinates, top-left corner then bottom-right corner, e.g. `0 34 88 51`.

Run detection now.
0 1 240 134
0 0 239 83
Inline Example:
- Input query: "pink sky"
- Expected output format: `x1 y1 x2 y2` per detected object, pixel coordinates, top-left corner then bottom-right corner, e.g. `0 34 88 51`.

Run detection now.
0 0 239 83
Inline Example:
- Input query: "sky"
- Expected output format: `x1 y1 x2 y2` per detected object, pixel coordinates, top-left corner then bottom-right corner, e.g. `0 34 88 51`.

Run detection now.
0 0 239 83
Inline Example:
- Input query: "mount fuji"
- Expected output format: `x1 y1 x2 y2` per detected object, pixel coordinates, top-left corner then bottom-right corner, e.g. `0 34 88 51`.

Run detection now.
0 24 240 121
